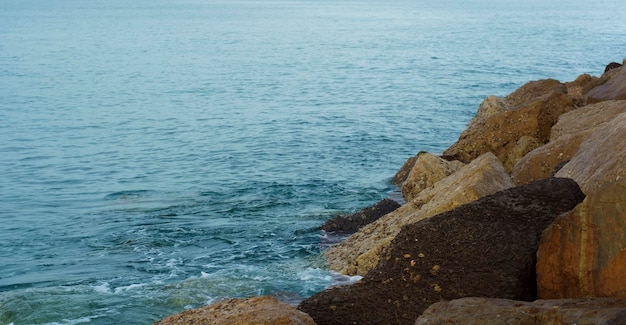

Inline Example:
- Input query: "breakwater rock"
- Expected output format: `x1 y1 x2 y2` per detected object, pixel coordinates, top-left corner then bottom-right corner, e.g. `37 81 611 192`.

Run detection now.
155 62 626 324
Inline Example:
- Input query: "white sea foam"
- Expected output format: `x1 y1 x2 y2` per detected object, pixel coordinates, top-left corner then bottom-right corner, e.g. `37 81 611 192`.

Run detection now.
91 282 111 294
328 271 363 288
113 283 148 294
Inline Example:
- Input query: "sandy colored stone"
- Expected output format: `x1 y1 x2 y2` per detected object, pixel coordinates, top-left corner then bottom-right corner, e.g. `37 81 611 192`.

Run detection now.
511 100 626 186
537 178 626 299
443 87 575 172
564 73 604 107
326 152 513 276
416 297 626 325
155 296 316 325
555 112 626 195
587 63 626 103
467 95 511 128
401 152 464 202
504 78 567 109
392 154 419 186
550 100 626 141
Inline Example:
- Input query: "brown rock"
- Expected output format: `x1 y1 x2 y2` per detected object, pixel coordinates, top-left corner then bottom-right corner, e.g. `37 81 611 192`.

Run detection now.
467 95 511 128
155 296 316 325
443 83 575 171
325 153 513 276
392 155 419 186
415 297 626 325
554 111 626 195
322 198 401 234
401 152 464 202
564 73 604 107
587 63 626 103
300 178 585 325
537 178 626 299
504 79 567 109
511 100 626 185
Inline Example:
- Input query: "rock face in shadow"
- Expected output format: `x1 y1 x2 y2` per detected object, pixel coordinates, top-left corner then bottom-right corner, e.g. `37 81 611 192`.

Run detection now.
322 198 401 234
511 100 626 186
537 178 626 299
299 178 585 325
326 153 513 276
415 297 626 325
442 79 576 171
155 296 315 325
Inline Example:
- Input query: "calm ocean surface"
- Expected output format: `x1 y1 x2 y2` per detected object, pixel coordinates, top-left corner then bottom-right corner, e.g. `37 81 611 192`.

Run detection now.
1 0 625 323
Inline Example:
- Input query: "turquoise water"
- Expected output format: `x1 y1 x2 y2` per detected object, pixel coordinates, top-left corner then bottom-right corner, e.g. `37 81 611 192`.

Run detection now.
1 0 625 323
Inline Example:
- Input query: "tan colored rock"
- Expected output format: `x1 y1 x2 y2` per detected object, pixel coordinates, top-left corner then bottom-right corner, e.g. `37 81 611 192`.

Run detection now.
401 152 464 202
468 95 511 128
504 78 567 109
550 100 626 141
564 73 604 107
511 100 626 186
154 296 316 325
587 63 626 103
443 88 575 172
537 178 626 299
392 154 418 186
415 297 626 325
326 152 513 276
555 112 626 195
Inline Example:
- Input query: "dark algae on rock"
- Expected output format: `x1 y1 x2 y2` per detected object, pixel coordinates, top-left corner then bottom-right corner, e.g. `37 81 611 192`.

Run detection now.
298 178 585 325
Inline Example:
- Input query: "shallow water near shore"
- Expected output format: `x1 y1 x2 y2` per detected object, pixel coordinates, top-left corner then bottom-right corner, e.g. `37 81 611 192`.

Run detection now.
1 0 626 324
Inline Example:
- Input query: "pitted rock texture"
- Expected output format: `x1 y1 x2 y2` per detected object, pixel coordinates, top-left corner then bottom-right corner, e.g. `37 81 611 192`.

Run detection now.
300 178 585 325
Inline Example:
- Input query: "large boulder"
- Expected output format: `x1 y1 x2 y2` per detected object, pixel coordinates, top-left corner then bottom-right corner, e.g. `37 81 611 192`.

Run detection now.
443 79 575 171
415 297 626 325
564 73 604 107
326 153 513 276
392 155 419 186
587 62 626 103
155 296 316 325
300 178 585 325
537 178 626 299
511 100 626 185
322 198 401 234
554 111 626 195
401 152 464 202
467 95 511 128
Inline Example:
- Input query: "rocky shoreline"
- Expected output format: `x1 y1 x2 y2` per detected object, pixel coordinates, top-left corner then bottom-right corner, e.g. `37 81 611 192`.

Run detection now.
155 61 626 325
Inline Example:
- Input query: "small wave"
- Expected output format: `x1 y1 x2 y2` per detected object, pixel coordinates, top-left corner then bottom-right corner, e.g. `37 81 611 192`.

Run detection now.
104 190 156 201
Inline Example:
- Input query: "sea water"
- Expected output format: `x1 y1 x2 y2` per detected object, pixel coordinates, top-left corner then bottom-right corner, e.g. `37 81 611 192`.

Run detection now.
1 0 625 323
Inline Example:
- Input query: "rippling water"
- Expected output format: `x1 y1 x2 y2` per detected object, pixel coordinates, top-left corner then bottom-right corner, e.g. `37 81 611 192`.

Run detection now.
1 0 625 323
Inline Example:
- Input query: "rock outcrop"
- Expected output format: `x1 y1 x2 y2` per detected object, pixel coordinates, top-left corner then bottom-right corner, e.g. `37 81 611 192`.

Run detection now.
587 62 626 103
537 178 626 299
322 198 400 234
442 79 576 171
554 111 626 195
326 152 513 276
154 296 315 325
400 152 464 202
415 297 626 325
299 178 585 325
511 100 626 186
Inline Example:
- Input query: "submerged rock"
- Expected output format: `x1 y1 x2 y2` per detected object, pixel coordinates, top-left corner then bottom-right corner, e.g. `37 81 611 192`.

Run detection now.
322 198 401 234
537 178 626 299
415 297 626 325
326 152 512 276
300 178 585 325
155 296 315 325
